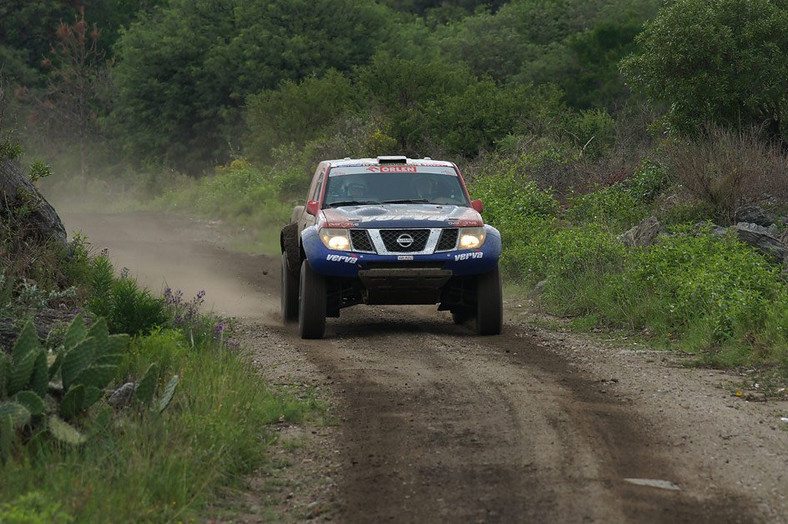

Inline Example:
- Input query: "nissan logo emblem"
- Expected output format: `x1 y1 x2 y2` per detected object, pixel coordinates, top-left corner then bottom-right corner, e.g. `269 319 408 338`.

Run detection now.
396 234 414 248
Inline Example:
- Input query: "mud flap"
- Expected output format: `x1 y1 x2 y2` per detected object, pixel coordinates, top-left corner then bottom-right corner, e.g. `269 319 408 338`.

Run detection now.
281 223 301 275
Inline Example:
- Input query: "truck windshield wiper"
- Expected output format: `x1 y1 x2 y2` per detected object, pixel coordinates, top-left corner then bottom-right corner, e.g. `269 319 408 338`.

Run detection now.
380 199 431 204
326 200 381 207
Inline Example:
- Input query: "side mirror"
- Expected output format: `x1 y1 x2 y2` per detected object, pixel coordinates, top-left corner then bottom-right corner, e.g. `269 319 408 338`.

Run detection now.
306 200 320 216
470 199 483 213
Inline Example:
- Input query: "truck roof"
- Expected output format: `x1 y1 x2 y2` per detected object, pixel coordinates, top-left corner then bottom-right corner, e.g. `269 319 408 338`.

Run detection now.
325 156 456 169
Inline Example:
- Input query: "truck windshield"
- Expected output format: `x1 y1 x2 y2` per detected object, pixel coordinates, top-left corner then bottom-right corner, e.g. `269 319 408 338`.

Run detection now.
323 171 469 208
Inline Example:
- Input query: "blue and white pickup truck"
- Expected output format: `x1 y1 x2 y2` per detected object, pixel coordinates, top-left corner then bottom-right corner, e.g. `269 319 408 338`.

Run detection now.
280 156 502 339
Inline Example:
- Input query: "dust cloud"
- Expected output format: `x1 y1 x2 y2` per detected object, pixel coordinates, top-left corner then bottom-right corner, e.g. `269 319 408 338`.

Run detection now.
61 211 281 321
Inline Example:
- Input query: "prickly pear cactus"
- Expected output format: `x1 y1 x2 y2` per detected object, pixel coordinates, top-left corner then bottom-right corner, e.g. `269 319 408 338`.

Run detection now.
1 315 134 454
61 337 97 392
59 384 85 420
57 316 129 419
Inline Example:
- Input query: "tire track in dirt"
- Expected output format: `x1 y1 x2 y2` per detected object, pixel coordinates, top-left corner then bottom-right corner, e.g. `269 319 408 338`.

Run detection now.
286 307 755 523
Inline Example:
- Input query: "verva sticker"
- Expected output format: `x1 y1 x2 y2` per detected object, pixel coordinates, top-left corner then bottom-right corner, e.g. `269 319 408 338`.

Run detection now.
326 254 359 264
454 251 484 261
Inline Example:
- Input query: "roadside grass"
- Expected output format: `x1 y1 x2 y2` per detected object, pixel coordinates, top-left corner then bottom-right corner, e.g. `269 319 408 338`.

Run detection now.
1 323 322 523
472 156 788 385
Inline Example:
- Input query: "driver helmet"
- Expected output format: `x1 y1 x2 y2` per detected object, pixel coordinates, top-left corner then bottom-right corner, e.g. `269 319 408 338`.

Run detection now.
414 177 436 199
347 182 367 199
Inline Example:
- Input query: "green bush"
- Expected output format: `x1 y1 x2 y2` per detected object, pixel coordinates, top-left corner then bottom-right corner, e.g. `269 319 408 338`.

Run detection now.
118 329 188 382
623 230 782 348
624 160 669 204
245 69 360 163
567 108 616 159
470 173 560 280
498 217 557 283
86 255 165 336
470 174 559 230
105 279 166 336
537 225 630 315
564 184 648 231
529 224 787 365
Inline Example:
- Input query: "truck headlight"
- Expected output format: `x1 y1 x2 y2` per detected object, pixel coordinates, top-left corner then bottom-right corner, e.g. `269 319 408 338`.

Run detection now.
458 227 486 249
319 228 351 251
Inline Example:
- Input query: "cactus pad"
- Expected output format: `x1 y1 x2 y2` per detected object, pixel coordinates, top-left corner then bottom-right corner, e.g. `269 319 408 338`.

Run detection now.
63 314 87 352
60 384 85 420
8 347 44 396
61 337 97 391
75 364 118 390
157 375 179 412
12 321 40 364
135 363 160 405
12 391 45 416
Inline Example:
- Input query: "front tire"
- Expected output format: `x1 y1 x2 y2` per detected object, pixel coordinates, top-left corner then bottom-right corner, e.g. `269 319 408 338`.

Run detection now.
476 264 502 335
298 260 326 339
281 252 299 323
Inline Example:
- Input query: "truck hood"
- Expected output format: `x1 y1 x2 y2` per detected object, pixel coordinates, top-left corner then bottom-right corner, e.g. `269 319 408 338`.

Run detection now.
321 204 483 229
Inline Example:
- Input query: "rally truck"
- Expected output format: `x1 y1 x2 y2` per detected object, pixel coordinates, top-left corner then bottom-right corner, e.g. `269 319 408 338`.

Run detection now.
280 156 502 339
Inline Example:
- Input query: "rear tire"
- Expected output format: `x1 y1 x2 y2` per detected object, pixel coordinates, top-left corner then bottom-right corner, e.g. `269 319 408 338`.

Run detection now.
298 260 326 339
476 264 502 335
281 252 299 323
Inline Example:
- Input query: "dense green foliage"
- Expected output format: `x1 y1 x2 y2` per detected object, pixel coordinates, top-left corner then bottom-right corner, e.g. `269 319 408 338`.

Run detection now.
623 0 788 141
2 0 664 175
471 157 788 369
110 0 393 173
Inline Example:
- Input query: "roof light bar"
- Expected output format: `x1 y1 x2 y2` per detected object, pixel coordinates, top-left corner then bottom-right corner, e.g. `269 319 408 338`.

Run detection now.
377 155 408 164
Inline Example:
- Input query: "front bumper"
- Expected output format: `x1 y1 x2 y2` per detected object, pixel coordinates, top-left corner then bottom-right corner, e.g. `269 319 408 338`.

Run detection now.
302 225 502 279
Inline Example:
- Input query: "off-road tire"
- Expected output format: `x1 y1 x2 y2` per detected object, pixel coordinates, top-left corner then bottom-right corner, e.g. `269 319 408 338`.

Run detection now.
476 264 502 335
298 260 326 339
281 251 299 323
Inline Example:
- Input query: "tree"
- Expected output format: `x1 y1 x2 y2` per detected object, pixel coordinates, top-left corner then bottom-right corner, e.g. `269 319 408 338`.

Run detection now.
622 0 788 141
38 8 108 180
244 70 360 163
110 0 391 174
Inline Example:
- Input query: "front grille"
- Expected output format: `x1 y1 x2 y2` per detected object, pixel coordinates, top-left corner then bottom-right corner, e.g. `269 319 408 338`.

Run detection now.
350 229 375 252
436 228 459 251
380 229 430 252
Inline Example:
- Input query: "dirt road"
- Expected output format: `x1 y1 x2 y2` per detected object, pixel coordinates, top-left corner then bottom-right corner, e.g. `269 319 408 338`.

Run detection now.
64 212 788 523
